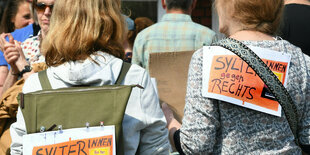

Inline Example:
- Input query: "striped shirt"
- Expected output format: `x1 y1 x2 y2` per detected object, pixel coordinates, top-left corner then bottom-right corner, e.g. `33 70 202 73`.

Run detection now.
132 13 216 70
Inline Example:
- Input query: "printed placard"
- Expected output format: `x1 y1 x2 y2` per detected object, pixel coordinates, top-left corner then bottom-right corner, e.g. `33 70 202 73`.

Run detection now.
23 126 116 155
202 46 291 117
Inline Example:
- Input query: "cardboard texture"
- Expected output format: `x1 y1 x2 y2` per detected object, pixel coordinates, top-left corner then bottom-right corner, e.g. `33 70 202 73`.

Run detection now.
149 51 195 122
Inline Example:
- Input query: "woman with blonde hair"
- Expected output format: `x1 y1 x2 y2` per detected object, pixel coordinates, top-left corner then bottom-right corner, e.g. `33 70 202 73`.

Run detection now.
163 0 310 154
10 0 170 154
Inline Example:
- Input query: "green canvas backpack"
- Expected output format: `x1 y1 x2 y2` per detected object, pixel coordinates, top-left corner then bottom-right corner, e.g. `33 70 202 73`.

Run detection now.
18 62 139 155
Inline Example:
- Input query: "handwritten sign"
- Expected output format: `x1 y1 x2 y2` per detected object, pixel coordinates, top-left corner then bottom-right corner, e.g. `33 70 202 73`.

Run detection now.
202 46 291 116
23 126 116 155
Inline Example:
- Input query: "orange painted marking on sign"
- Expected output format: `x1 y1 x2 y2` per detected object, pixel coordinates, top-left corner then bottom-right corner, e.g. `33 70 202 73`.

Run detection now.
32 135 113 155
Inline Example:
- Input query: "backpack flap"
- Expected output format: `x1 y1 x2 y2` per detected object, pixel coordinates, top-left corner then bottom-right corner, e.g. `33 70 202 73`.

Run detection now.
19 85 136 154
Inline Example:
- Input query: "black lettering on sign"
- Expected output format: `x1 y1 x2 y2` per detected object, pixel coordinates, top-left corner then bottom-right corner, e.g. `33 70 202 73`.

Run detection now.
281 64 287 72
98 138 104 147
36 148 43 155
240 58 244 73
225 57 233 72
222 81 229 92
247 87 256 99
231 58 239 71
59 145 68 155
53 147 57 155
246 65 253 75
215 57 225 70
229 83 235 94
210 78 256 100
266 60 287 72
267 61 274 69
107 138 112 146
235 84 243 96
68 144 76 154
241 86 250 98
77 141 87 155
274 63 280 71
45 147 54 155
211 79 222 93
91 139 98 148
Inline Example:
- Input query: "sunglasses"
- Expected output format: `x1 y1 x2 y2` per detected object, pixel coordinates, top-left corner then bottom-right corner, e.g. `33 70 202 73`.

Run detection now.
34 3 54 12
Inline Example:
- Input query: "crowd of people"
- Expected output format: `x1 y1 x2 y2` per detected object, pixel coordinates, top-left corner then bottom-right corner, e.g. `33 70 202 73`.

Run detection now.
0 0 309 154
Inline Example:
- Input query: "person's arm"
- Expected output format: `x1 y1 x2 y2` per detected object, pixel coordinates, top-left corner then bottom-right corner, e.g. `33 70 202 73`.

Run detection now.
1 69 18 94
0 66 8 97
1 68 34 95
138 70 170 154
161 103 181 152
0 33 10 97
163 49 221 154
1 34 31 94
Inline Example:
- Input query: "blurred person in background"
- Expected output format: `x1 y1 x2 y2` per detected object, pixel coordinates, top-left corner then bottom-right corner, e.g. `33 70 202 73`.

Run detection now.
0 0 45 97
0 0 51 153
280 0 310 55
0 0 33 33
124 17 154 63
132 0 215 70
163 0 310 154
0 0 34 97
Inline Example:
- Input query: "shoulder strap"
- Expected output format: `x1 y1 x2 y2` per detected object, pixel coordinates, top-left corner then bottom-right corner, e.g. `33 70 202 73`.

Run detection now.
38 70 52 90
115 62 131 85
213 38 299 145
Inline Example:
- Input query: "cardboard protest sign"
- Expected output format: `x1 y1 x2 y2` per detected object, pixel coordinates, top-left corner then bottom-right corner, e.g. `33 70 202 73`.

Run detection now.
149 51 194 122
202 46 291 117
23 126 115 155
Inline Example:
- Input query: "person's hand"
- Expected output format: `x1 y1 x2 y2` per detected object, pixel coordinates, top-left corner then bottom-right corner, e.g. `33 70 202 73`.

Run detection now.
162 103 181 151
3 34 28 74
0 33 9 51
3 34 19 65
162 103 181 129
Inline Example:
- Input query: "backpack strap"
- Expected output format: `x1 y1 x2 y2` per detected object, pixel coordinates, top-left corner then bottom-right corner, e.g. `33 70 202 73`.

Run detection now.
115 62 131 85
38 70 52 90
212 38 299 146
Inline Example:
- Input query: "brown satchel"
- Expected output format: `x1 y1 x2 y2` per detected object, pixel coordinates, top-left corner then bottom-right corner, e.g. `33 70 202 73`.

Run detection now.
0 63 47 155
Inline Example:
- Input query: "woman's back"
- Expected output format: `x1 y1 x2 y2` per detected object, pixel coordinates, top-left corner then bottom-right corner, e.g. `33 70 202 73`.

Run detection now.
182 40 309 154
11 52 170 154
